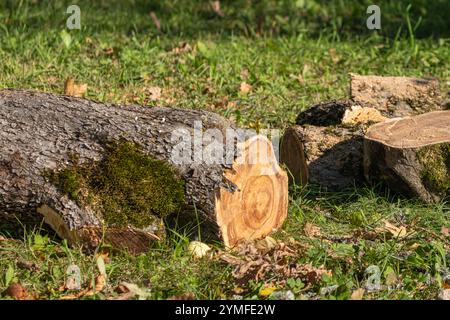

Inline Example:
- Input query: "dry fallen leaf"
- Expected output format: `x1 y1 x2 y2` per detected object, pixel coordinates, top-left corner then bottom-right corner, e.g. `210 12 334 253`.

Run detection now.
94 274 106 292
303 222 321 238
64 78 87 97
328 48 341 64
5 283 28 300
171 42 192 54
255 236 278 253
147 86 162 102
17 260 39 272
239 82 252 94
210 1 224 17
188 241 212 259
168 292 196 300
441 226 449 237
149 11 161 31
350 288 365 300
376 220 408 238
118 282 151 300
439 289 450 300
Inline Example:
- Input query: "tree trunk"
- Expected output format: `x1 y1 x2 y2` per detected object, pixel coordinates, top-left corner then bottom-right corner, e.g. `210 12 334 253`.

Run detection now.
282 100 385 190
364 110 450 203
0 89 288 253
280 125 365 190
350 74 443 117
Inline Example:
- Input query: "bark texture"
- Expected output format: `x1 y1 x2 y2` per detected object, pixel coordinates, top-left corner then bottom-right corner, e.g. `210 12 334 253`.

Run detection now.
364 111 450 203
280 125 365 190
0 89 288 251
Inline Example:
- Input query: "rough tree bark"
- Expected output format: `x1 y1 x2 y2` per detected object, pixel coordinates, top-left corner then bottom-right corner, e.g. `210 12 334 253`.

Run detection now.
281 75 444 190
364 111 450 203
280 125 365 190
0 89 288 253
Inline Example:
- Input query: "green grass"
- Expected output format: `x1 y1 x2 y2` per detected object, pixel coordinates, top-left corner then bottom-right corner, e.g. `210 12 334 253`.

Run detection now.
0 0 449 300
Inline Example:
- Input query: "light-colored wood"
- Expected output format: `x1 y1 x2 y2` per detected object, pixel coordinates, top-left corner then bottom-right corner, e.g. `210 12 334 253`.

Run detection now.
216 135 288 247
365 111 450 148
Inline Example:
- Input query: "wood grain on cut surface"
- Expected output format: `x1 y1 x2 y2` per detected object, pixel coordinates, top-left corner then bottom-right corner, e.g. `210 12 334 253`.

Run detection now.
216 135 288 247
365 111 450 148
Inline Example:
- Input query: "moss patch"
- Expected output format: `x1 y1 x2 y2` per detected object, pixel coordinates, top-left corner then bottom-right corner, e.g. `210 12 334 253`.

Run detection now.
418 143 450 200
49 141 185 229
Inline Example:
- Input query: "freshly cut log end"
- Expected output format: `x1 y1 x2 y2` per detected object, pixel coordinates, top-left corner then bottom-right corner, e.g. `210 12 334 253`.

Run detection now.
364 110 450 203
350 74 443 117
279 127 308 185
280 125 365 190
216 135 288 247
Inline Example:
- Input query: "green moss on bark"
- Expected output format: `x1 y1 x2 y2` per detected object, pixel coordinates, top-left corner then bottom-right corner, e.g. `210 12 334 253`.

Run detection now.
49 141 185 229
418 144 450 200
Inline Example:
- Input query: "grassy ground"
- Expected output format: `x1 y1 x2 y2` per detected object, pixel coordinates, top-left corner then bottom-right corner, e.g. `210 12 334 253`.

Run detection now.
0 0 449 300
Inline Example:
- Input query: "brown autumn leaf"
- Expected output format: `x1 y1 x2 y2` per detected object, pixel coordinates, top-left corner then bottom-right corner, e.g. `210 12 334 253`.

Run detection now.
210 1 224 17
240 68 249 80
149 11 161 31
5 283 28 300
376 220 408 238
171 42 192 54
94 274 106 292
147 86 162 102
350 288 365 300
441 226 449 237
328 48 341 64
64 78 87 97
303 222 321 238
16 260 39 272
239 82 252 94
168 292 196 300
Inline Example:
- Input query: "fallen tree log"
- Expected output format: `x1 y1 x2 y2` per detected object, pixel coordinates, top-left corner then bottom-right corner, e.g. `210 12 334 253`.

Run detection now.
0 89 288 253
282 101 384 189
364 110 450 203
280 125 365 190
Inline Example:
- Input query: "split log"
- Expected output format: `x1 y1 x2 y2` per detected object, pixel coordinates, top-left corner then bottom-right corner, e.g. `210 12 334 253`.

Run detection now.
350 74 443 117
0 89 288 253
282 101 385 189
280 125 365 190
364 110 450 203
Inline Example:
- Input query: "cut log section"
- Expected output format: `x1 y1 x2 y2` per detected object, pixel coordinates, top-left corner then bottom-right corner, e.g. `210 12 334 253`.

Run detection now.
0 89 288 252
280 125 365 190
364 110 450 203
350 74 443 117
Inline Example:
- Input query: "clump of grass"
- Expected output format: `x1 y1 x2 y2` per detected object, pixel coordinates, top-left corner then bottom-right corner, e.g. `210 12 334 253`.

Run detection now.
418 144 450 199
49 141 185 229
